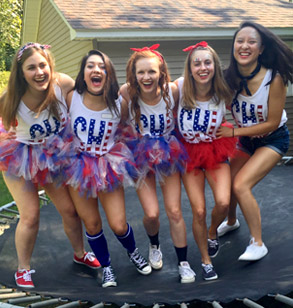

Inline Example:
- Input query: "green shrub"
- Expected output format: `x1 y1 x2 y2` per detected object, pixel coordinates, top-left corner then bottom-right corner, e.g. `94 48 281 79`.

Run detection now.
0 71 10 94
0 173 13 205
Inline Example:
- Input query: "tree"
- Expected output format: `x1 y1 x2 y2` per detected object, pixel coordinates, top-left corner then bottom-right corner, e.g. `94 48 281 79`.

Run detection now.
0 0 23 71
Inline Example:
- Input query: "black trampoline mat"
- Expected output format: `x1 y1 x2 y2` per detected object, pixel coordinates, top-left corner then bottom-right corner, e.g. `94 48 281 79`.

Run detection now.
0 165 292 305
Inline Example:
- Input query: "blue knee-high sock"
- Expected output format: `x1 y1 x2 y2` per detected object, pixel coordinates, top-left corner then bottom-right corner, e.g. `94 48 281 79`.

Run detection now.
86 230 111 267
115 223 136 254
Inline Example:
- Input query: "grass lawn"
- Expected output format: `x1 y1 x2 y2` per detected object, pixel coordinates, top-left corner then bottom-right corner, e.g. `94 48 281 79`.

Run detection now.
0 173 13 206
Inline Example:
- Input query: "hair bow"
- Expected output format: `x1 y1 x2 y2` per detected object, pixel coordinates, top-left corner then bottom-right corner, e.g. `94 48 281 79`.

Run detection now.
182 41 209 53
130 44 163 62
17 42 51 62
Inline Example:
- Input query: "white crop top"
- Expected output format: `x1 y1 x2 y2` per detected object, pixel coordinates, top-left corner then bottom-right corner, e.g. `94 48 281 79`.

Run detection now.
70 90 122 156
13 85 68 144
231 69 287 129
177 77 226 143
128 84 175 138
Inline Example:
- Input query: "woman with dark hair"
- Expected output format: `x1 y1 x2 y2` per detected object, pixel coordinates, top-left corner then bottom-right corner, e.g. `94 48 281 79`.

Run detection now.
120 45 195 284
0 43 100 289
217 21 293 261
66 50 151 288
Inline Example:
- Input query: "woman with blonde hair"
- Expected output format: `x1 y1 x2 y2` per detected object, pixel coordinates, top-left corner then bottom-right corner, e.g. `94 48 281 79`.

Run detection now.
176 41 236 280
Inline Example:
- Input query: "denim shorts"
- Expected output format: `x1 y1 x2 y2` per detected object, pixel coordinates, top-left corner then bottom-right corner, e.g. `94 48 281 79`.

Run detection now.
238 124 290 156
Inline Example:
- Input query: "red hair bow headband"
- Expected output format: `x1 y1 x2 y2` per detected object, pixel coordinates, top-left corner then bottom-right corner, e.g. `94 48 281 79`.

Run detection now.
17 42 51 62
130 44 163 62
182 41 208 53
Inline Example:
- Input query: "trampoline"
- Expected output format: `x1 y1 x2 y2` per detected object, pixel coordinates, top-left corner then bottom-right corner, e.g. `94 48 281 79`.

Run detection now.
0 165 292 306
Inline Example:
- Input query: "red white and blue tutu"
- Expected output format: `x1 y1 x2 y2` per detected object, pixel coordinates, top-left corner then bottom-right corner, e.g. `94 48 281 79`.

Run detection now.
123 126 188 183
65 141 139 198
0 120 74 186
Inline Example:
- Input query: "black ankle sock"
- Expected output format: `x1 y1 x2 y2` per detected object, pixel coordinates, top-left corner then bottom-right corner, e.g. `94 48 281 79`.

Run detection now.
175 246 188 264
148 233 159 248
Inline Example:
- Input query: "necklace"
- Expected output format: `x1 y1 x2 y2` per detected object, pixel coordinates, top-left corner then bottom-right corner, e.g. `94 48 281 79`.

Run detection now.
236 62 261 97
86 88 103 96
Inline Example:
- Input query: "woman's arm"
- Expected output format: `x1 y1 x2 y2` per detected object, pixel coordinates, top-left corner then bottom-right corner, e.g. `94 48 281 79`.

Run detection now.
170 81 179 111
120 97 129 126
119 83 130 102
56 72 75 98
65 90 74 110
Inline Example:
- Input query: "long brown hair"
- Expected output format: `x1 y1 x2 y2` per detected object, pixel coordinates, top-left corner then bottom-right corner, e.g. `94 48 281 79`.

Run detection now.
126 50 171 129
0 43 60 130
74 50 119 116
182 45 232 109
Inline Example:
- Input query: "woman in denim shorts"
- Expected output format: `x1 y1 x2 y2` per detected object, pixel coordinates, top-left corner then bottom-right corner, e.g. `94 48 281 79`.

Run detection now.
216 21 292 262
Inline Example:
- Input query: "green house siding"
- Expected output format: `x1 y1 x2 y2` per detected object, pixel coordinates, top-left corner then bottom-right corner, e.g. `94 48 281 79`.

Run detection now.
22 0 42 43
34 0 92 77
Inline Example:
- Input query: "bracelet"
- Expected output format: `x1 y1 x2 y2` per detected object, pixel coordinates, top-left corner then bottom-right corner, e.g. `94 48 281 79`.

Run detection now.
232 128 234 137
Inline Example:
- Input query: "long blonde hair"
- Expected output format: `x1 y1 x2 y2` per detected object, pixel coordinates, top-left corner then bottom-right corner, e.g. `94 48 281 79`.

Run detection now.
182 45 232 109
0 43 60 130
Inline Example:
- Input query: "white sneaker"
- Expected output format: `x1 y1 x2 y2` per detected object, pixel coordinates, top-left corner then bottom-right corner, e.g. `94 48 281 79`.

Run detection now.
238 238 268 261
217 219 240 237
178 261 196 283
149 244 163 270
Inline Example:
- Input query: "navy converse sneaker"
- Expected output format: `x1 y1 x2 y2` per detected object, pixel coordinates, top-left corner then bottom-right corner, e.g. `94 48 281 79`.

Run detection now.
208 236 220 258
202 263 218 281
102 265 117 288
128 248 152 275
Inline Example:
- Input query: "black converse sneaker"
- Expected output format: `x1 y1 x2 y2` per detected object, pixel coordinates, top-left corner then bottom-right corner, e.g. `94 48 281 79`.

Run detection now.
128 248 152 275
102 265 117 288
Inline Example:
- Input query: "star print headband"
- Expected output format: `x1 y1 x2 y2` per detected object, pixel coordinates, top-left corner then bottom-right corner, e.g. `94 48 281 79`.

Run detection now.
130 44 163 63
182 41 209 53
17 42 51 62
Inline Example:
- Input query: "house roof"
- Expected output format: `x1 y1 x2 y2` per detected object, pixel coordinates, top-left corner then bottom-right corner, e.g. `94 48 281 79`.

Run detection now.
53 0 293 40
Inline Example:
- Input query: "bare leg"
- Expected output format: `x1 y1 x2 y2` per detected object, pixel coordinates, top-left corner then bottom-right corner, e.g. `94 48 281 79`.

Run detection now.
3 173 40 270
44 184 85 258
227 150 250 225
206 163 231 239
99 186 128 236
136 174 160 236
68 186 102 236
182 170 211 264
160 172 186 247
233 147 281 244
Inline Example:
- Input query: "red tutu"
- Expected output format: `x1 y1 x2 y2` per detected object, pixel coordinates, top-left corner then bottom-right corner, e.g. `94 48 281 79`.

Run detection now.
183 136 237 172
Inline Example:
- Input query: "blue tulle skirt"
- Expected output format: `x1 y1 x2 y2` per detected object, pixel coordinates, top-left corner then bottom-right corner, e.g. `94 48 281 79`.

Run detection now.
0 121 73 186
126 134 188 183
65 142 139 198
